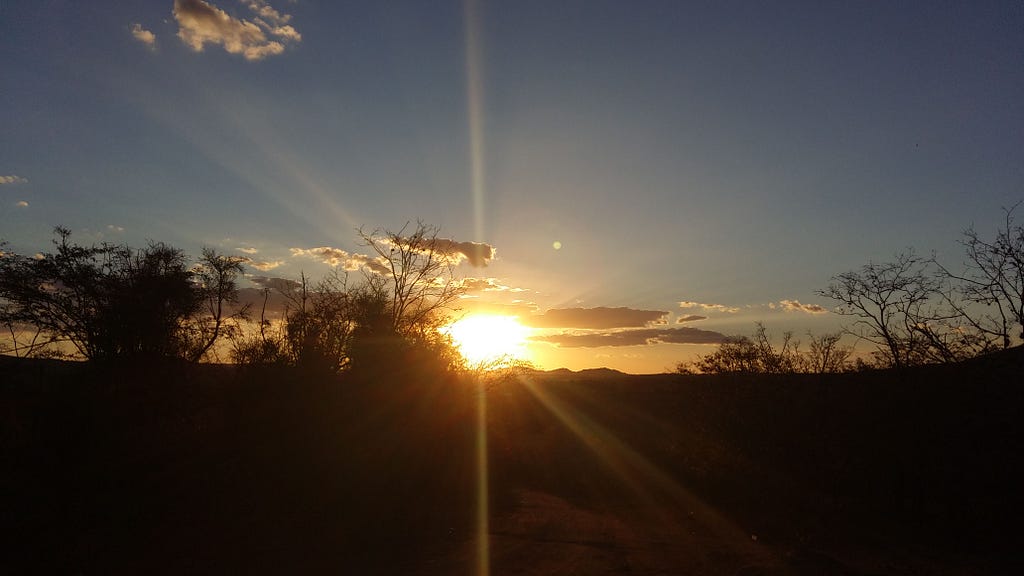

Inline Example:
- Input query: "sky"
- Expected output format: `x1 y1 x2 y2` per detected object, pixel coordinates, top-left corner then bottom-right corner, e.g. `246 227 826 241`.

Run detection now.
2 0 1023 373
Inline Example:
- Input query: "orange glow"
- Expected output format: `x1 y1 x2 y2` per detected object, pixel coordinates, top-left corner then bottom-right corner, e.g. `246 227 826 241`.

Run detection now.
445 314 532 367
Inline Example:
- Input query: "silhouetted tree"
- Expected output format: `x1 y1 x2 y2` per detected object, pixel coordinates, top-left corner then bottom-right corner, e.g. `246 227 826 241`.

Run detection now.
678 323 805 374
177 248 250 362
348 222 466 375
817 251 938 368
232 222 467 377
933 203 1024 349
0 228 242 361
804 331 853 373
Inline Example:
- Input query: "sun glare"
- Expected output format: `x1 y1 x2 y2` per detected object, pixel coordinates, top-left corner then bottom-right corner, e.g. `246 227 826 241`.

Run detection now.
446 314 532 367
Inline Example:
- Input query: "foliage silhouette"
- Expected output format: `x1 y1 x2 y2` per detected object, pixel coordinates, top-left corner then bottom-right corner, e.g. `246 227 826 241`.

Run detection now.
677 322 851 374
0 228 243 362
232 222 467 379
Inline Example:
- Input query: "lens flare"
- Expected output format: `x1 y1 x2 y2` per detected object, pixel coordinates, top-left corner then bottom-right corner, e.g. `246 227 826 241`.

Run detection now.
446 315 532 367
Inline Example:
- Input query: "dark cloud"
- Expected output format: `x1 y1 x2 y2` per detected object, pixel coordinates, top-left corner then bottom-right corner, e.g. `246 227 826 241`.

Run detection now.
390 237 495 267
248 275 301 292
676 314 707 323
522 307 668 329
436 239 495 267
531 327 726 348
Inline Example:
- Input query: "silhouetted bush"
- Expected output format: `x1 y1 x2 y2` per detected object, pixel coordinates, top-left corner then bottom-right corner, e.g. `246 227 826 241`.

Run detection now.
0 227 244 361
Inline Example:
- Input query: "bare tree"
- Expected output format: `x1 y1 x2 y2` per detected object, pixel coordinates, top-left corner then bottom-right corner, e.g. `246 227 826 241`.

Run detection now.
231 222 468 376
678 323 803 374
350 222 467 374
357 222 465 336
934 203 1024 349
805 331 852 374
817 251 937 368
180 249 250 362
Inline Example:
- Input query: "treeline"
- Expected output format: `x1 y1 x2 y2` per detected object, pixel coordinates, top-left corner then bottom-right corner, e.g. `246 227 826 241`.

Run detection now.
0 223 466 378
682 203 1024 374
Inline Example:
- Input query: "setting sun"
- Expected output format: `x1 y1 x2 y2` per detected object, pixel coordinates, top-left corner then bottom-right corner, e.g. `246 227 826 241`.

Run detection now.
445 314 532 366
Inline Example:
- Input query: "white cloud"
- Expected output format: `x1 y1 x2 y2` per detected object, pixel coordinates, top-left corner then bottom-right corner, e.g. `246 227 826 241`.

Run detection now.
15 200 29 208
130 23 157 47
248 259 283 271
237 246 259 254
0 175 28 185
173 0 300 61
678 300 740 314
107 224 124 232
290 246 351 267
458 277 527 293
290 246 390 274
774 299 829 314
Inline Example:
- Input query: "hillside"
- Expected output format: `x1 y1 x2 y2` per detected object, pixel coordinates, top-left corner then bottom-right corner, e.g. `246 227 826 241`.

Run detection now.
2 350 1021 574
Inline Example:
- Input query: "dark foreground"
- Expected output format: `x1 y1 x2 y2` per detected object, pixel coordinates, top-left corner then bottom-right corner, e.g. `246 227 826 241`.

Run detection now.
2 351 1022 575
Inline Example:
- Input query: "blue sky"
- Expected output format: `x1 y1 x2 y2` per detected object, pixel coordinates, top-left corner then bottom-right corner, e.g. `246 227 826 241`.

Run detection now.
2 1 1023 372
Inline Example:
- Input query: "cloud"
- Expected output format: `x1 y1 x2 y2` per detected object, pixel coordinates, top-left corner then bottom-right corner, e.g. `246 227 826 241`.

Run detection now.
172 0 300 61
433 239 495 267
383 235 495 268
248 275 301 292
237 247 259 254
0 175 28 185
532 327 726 348
678 300 740 314
346 253 392 275
522 307 669 329
458 277 527 293
455 299 540 317
242 258 283 271
106 225 124 232
290 246 391 274
676 314 707 323
130 23 157 47
243 0 301 40
290 246 349 266
15 200 29 208
774 299 829 314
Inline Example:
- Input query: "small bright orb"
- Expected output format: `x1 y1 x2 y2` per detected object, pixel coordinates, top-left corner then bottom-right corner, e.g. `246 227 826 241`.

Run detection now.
445 315 532 366
552 241 562 250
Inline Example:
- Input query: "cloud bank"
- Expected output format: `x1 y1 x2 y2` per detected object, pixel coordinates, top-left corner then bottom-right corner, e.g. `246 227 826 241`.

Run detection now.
532 327 725 348
523 307 669 329
248 275 300 292
173 0 300 61
0 175 28 185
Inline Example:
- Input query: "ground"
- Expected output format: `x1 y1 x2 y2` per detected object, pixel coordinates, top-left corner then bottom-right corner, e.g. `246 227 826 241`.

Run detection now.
1 351 1021 574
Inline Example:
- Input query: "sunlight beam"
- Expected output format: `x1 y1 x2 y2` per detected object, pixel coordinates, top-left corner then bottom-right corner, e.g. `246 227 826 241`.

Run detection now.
516 373 764 549
475 378 490 576
464 0 486 244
